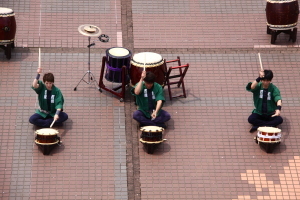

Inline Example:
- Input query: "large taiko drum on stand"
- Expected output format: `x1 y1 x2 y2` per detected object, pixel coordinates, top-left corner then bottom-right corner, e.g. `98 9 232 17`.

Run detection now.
0 7 16 59
105 47 132 83
266 0 299 43
139 126 166 154
254 127 281 153
130 52 166 86
35 128 61 155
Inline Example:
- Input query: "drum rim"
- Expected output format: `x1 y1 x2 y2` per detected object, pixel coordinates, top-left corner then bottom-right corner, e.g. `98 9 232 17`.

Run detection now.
35 128 59 135
106 47 131 58
0 7 14 16
267 0 297 3
131 52 164 68
140 125 164 132
35 139 59 145
139 138 165 144
257 126 281 133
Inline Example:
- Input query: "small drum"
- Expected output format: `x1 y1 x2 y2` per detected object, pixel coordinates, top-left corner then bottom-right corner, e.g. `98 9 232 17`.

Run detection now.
35 128 60 145
0 7 16 45
130 52 166 86
257 127 281 143
266 0 299 30
140 126 164 143
105 47 132 83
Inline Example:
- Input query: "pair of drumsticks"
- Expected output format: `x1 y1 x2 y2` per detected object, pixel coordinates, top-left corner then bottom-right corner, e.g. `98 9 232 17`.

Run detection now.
38 48 57 128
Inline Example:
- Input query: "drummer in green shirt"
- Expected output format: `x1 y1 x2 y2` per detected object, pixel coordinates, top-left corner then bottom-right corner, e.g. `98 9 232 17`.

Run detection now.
29 67 68 127
246 69 283 133
131 71 171 129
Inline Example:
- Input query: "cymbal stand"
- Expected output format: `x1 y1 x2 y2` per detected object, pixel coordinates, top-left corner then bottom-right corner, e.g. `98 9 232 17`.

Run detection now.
74 36 102 92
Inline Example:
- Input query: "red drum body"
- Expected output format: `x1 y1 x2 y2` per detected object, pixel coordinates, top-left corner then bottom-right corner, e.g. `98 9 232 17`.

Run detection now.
35 128 60 155
140 126 164 142
266 0 299 30
35 128 60 145
0 7 16 45
255 127 281 153
140 126 166 154
105 47 132 83
257 127 281 143
130 52 166 86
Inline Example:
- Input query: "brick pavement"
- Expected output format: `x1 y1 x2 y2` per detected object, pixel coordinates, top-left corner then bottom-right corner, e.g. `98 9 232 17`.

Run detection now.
1 0 300 200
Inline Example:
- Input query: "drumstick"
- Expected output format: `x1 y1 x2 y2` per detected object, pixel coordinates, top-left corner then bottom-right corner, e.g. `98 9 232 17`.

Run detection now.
143 53 146 71
50 119 56 128
258 53 263 71
38 48 41 69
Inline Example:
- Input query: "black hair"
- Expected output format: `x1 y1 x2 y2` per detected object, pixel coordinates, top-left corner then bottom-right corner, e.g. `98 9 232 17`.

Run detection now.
262 70 273 81
144 71 156 83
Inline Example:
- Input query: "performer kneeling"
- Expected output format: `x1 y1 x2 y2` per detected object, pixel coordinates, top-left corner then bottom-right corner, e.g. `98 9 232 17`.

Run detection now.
29 67 68 127
246 69 283 133
131 71 171 129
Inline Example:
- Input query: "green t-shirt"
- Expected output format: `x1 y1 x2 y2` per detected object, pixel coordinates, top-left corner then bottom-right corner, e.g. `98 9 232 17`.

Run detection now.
131 82 165 118
246 82 281 115
31 80 64 118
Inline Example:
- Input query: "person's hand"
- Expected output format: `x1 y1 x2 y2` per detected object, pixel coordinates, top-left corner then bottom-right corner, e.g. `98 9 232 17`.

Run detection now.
259 70 264 78
54 114 59 121
140 70 146 81
151 110 157 120
271 109 280 117
37 67 42 74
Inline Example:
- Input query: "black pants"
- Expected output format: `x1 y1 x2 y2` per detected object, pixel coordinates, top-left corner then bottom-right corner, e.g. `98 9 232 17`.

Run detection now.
248 113 283 127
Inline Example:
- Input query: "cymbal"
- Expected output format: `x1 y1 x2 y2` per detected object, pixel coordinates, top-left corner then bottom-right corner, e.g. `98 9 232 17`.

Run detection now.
78 24 102 37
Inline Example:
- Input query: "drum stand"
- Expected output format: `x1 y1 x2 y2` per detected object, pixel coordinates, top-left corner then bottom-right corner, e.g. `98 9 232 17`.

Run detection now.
74 36 102 92
0 42 14 60
98 56 128 102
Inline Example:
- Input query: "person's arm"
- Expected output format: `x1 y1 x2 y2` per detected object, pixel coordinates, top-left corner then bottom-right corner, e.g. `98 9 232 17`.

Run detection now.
272 100 282 117
251 70 264 89
134 70 146 95
54 109 62 121
32 68 42 88
151 100 163 119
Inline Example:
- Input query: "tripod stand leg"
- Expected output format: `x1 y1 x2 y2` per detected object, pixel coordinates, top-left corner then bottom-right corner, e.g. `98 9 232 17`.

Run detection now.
74 71 89 91
74 71 102 92
90 72 102 92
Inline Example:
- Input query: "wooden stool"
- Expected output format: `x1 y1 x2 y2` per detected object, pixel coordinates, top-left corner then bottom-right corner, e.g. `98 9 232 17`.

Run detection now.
164 57 189 100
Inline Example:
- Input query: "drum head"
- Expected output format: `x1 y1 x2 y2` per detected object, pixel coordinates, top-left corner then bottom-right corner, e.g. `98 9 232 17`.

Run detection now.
108 47 130 57
257 127 281 133
35 128 59 136
0 7 14 15
131 52 164 68
140 126 164 132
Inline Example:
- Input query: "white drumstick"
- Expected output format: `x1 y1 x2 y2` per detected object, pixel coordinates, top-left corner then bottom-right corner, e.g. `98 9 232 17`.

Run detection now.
39 48 41 68
258 53 263 71
50 119 56 128
143 53 146 71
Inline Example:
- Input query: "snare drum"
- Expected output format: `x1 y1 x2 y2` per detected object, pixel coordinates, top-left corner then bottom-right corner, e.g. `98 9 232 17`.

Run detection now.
257 127 281 143
105 47 132 83
35 128 60 145
130 52 166 86
0 7 16 45
140 126 164 143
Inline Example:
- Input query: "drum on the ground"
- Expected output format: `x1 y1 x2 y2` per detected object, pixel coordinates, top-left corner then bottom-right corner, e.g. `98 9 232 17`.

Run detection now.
257 127 281 143
35 128 60 145
0 7 16 45
105 47 132 83
266 0 299 30
140 126 164 143
130 52 166 86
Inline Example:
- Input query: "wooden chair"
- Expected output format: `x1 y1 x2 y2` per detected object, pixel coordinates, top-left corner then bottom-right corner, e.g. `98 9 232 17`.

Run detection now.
164 56 189 100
